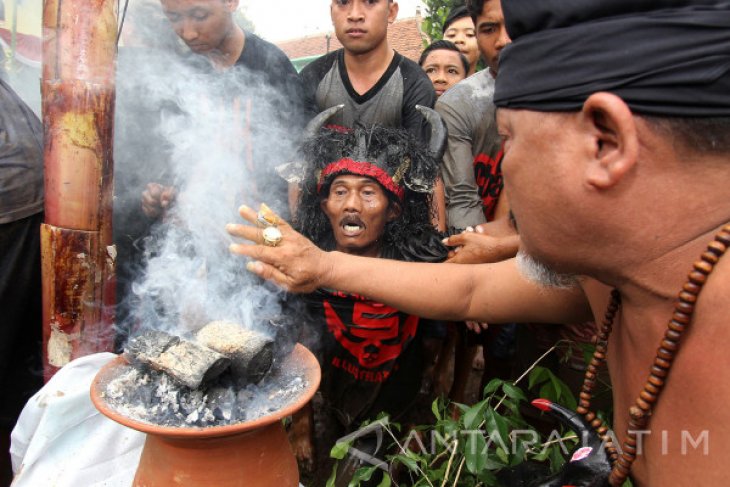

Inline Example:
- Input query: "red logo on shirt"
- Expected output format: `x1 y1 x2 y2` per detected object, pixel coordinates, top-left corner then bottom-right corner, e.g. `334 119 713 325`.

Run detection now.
473 147 504 221
323 299 418 369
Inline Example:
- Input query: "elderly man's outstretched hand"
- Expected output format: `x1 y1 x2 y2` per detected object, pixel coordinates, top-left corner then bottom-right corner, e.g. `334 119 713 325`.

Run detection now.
226 204 330 293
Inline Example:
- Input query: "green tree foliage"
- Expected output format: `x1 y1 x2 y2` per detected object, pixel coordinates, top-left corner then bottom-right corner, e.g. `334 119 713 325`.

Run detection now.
421 0 465 43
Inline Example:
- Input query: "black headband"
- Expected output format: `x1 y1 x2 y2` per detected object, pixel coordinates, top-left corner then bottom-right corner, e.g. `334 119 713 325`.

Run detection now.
494 1 730 116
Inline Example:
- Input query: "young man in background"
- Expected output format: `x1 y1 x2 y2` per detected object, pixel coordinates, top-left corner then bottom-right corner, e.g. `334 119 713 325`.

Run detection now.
142 0 306 217
436 0 518 401
300 0 435 144
442 5 479 76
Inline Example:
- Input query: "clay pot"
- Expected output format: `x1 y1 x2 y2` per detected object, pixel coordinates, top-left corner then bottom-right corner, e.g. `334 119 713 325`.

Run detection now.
91 343 320 487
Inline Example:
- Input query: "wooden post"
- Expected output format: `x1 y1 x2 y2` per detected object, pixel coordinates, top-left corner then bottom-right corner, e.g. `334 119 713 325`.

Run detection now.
41 0 117 379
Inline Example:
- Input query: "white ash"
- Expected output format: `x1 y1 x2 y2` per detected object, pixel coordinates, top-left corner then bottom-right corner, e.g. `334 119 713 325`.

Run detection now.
102 362 308 428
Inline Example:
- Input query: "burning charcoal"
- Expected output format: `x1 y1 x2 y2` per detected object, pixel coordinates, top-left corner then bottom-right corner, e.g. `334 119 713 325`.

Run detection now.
196 321 274 384
124 330 231 389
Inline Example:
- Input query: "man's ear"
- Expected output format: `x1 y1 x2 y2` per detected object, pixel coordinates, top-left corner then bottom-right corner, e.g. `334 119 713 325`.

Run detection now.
387 200 402 221
581 92 639 189
388 1 399 24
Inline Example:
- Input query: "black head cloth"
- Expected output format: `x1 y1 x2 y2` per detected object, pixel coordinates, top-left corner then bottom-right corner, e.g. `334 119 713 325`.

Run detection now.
494 0 730 116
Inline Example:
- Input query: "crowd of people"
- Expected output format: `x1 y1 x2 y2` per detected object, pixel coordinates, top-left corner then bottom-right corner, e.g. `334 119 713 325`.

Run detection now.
2 0 729 486
225 0 730 486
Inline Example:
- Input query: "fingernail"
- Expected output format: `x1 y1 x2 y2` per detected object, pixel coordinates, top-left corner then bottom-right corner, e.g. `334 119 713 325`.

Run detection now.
239 205 250 213
246 261 261 273
441 238 449 245
225 223 234 232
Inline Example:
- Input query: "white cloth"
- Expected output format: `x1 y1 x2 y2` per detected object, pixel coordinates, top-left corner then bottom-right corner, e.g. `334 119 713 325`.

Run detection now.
9 352 306 487
10 353 145 487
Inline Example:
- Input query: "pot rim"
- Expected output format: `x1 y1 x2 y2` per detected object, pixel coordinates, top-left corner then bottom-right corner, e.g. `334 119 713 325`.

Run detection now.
90 343 321 439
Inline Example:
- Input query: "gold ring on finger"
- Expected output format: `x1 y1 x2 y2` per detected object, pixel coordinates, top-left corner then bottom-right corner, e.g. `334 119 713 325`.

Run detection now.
262 226 283 247
257 212 279 228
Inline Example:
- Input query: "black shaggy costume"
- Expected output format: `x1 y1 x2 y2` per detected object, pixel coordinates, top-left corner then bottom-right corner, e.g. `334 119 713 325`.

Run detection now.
294 106 448 265
292 109 449 431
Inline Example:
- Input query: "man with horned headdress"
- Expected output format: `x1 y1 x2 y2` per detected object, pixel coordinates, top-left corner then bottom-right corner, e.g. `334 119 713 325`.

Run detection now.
297 0 448 231
229 0 730 485
284 106 447 479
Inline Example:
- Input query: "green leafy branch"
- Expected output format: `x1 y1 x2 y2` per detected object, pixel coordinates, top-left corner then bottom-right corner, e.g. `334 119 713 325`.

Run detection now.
327 341 617 486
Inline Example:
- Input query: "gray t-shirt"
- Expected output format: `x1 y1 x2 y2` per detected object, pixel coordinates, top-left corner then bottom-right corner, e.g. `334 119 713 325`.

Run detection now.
300 49 436 144
0 78 43 224
436 70 503 230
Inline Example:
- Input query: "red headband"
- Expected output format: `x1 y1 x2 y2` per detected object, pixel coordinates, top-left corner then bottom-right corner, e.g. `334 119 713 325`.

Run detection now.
317 158 405 200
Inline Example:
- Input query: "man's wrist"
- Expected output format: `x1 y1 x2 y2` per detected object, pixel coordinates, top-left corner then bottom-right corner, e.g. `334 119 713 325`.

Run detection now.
320 250 343 290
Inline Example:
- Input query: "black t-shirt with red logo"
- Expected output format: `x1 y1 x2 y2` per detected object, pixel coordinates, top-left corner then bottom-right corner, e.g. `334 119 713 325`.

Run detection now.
296 233 447 427
302 288 427 427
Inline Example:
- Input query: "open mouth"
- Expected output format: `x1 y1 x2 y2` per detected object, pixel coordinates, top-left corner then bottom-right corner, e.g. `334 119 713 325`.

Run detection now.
340 215 365 237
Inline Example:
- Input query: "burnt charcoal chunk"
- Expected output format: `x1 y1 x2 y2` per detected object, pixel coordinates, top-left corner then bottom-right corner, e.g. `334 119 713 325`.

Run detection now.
156 340 231 389
124 330 230 389
196 321 274 383
123 330 179 367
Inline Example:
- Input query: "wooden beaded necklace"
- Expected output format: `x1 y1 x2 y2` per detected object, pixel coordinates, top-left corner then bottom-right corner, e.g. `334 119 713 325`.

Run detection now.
576 224 730 486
